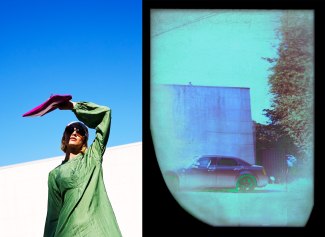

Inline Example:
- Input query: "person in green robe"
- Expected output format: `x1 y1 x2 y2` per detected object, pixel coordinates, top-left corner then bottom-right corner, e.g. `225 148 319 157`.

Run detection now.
43 101 122 237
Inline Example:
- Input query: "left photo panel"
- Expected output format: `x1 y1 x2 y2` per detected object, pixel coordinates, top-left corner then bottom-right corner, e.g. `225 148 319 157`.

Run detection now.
0 1 142 237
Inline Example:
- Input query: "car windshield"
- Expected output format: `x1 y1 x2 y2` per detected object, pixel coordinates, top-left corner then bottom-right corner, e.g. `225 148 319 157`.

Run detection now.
188 156 214 168
188 156 203 168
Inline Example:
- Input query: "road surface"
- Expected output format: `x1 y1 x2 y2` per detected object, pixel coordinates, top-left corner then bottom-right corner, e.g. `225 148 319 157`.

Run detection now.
171 179 313 226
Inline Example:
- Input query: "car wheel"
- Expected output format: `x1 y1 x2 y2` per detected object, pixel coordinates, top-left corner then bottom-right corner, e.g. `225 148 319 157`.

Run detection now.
236 174 256 192
166 175 180 193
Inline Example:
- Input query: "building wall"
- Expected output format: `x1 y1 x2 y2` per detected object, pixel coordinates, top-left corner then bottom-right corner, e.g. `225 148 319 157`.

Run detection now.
0 142 142 237
151 84 255 171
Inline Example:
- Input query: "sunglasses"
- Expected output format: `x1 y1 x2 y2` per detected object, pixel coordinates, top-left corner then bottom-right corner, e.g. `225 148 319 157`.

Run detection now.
65 124 87 137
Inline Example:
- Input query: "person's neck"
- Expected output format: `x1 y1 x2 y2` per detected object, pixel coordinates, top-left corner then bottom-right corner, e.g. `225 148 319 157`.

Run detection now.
65 150 82 161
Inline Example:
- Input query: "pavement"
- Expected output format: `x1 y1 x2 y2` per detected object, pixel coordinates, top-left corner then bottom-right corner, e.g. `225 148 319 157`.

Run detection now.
171 179 313 227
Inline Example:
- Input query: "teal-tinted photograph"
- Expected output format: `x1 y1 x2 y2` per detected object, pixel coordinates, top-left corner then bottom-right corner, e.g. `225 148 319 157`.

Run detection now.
150 9 314 226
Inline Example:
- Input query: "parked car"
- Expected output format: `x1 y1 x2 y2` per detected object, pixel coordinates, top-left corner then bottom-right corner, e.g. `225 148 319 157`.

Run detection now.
164 155 268 192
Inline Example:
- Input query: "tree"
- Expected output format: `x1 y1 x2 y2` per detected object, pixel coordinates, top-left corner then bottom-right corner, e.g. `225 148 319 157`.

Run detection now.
263 11 314 162
254 121 298 165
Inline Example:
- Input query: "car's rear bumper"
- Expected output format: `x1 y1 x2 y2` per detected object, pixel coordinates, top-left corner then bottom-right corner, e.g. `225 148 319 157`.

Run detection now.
257 175 269 187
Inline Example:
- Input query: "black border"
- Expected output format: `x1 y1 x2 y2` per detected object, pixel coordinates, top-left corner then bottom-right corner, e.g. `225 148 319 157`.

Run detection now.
143 0 324 236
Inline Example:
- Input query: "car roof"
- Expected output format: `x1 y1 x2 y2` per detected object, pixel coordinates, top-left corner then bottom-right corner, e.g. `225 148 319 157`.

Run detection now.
196 155 252 165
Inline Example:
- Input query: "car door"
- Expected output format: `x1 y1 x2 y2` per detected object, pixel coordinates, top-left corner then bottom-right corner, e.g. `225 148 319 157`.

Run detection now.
215 158 241 188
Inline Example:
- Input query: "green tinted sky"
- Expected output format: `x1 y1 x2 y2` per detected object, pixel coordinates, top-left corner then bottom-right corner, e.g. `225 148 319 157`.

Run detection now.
151 10 282 124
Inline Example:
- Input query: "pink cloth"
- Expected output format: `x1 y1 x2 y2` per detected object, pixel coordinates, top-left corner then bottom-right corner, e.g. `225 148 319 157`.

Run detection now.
22 94 72 117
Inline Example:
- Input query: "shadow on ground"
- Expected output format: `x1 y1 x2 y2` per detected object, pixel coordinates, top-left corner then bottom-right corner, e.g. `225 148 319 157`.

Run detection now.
179 185 286 193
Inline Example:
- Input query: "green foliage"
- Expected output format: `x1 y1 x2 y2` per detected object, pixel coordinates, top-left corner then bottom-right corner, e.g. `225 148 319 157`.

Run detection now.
263 11 314 160
254 122 280 149
254 121 297 153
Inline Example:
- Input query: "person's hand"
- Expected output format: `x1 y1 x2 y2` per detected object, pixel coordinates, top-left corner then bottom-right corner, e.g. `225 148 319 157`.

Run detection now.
56 101 75 110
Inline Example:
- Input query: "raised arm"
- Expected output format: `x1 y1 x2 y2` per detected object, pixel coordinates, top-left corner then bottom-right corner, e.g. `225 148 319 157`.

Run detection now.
73 102 111 160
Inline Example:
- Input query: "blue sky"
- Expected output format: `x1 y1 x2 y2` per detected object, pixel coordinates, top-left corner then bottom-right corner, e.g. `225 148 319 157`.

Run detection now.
151 10 282 124
0 0 142 166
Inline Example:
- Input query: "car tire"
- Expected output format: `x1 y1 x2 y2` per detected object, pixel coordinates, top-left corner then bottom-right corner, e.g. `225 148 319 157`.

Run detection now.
166 175 180 193
236 174 256 192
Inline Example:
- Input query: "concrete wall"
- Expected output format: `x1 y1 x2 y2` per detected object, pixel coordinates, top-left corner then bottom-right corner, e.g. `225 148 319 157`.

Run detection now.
151 84 255 171
0 142 142 237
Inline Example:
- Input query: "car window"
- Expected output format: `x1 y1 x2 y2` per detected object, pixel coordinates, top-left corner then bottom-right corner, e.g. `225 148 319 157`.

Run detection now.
217 158 238 166
196 157 211 168
237 159 251 166
206 158 219 170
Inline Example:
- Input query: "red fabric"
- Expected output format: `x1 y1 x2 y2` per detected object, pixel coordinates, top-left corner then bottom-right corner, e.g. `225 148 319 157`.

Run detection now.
22 94 72 117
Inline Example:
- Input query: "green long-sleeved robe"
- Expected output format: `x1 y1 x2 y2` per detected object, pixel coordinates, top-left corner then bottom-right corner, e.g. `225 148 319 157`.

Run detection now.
44 102 122 237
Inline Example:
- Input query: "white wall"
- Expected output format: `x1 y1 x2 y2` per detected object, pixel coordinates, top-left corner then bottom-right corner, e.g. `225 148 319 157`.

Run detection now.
0 142 142 237
151 84 255 172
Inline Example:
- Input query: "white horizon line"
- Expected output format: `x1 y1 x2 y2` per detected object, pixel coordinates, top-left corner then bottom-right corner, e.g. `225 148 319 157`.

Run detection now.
0 141 142 170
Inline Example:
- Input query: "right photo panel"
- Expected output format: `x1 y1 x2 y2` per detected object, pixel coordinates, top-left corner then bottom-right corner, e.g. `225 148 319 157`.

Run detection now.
150 9 314 227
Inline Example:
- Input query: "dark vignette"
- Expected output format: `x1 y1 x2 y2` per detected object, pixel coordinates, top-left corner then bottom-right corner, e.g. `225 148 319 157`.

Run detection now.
143 0 325 236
